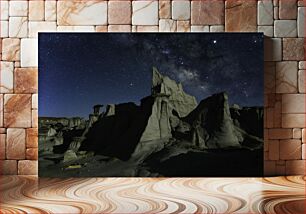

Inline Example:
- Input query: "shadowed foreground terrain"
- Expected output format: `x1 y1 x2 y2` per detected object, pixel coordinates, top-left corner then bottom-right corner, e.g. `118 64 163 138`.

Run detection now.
39 68 263 177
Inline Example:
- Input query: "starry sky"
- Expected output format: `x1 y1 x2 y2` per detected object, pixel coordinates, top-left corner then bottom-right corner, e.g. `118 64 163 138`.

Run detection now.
39 33 264 118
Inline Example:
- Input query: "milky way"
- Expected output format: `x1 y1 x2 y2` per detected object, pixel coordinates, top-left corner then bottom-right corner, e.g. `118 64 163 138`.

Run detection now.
39 33 263 117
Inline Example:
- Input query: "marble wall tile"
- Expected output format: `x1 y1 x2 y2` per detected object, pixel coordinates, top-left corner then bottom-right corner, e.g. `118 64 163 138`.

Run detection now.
0 94 3 127
210 25 225 32
280 139 302 160
225 0 257 32
299 61 306 70
4 94 32 128
136 26 159 32
283 38 305 61
0 1 9 21
0 160 17 175
57 26 95 32
29 1 45 21
26 148 38 160
132 1 158 25
18 160 38 175
45 0 57 21
159 19 177 32
274 20 297 37
276 61 298 93
177 21 190 32
274 6 279 19
293 128 302 139
279 0 297 19
191 25 209 32
28 21 57 38
0 134 5 159
2 38 20 61
258 0 274 25
95 26 108 32
6 128 26 159
297 7 305 37
108 1 131 24
298 70 305 93
0 21 9 38
303 129 306 143
282 114 305 128
159 1 171 19
268 128 293 139
282 94 305 113
9 17 28 38
191 0 224 25
172 1 190 20
26 128 38 148
258 26 274 37
298 0 305 6
0 61 14 93
9 1 28 17
32 94 38 110
14 61 21 68
20 39 38 67
32 110 38 128
108 25 131 32
0 38 2 53
57 0 107 26
14 68 38 93
131 25 136 32
302 144 306 159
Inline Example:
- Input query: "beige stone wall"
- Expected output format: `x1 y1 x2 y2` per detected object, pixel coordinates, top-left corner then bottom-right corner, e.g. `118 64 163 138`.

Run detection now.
0 0 305 176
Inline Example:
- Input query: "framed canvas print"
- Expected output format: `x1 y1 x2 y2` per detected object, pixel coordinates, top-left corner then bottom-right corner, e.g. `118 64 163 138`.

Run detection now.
38 33 264 177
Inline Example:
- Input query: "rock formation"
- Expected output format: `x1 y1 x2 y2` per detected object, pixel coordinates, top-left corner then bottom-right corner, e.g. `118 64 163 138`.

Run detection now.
151 67 197 117
79 101 154 160
104 104 115 117
184 92 243 149
93 104 103 116
230 106 264 138
140 68 197 141
79 68 200 158
140 96 172 142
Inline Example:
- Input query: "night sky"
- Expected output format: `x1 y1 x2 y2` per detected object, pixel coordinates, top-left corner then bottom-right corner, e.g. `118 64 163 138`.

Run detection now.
39 33 264 118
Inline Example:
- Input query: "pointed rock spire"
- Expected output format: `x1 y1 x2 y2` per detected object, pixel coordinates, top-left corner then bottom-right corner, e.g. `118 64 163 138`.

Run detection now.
151 67 197 117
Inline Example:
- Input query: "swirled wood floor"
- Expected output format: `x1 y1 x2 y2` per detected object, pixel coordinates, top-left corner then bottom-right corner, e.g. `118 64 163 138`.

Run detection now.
0 176 305 214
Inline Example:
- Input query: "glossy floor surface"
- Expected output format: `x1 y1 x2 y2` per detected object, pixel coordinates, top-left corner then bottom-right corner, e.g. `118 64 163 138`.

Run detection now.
0 176 305 214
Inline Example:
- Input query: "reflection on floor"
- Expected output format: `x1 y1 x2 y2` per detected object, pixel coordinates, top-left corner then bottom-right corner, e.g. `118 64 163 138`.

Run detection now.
0 176 305 213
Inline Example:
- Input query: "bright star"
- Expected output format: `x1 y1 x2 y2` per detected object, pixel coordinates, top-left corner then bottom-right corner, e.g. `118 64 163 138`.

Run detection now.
213 40 217 44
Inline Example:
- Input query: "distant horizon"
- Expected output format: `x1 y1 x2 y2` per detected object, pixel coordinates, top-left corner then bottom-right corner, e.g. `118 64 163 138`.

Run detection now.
39 33 263 118
39 88 264 119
